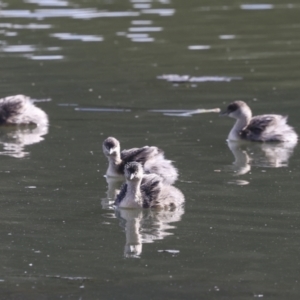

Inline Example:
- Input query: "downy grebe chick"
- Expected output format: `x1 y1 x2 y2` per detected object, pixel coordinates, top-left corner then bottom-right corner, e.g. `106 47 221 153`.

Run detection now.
0 95 48 126
115 162 185 209
102 137 178 184
221 101 298 142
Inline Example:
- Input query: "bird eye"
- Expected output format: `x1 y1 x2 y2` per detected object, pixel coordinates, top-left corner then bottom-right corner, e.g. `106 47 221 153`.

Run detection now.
228 104 237 112
128 167 135 173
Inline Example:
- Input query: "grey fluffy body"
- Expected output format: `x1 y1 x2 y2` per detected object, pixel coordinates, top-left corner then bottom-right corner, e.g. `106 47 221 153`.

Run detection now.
103 137 178 184
115 162 184 209
0 95 48 126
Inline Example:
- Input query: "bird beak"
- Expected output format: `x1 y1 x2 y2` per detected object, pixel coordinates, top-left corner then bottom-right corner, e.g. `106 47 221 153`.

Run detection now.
109 148 114 154
220 110 228 117
130 174 135 180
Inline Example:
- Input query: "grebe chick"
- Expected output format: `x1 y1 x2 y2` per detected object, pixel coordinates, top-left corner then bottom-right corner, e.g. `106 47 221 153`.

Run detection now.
102 137 178 184
0 95 48 126
115 162 184 209
221 101 298 142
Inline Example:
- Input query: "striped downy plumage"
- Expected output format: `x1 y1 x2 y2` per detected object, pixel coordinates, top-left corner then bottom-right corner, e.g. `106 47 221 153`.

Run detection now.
102 137 178 184
114 162 184 209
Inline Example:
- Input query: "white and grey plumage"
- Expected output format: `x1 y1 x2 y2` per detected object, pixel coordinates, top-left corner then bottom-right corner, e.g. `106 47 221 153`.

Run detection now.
0 95 48 126
102 137 178 184
114 162 184 209
221 101 298 143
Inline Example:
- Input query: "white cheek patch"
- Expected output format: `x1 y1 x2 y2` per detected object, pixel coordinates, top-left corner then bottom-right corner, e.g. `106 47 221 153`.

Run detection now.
228 111 236 118
109 147 116 154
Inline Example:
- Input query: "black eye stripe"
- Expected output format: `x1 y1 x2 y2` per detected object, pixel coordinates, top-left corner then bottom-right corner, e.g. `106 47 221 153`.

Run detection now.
228 103 238 112
125 162 140 173
105 141 115 149
128 167 136 173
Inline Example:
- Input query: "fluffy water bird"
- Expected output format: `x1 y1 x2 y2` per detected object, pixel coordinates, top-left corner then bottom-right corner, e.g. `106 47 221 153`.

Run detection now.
221 101 298 142
114 162 184 209
102 137 178 184
0 95 48 126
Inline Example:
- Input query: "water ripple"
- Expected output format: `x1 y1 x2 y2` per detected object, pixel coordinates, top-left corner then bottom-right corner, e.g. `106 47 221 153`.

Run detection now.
131 37 154 42
26 54 64 60
141 8 175 16
133 4 152 9
0 9 140 19
126 33 149 38
130 0 152 2
24 0 69 6
73 11 140 19
188 45 211 50
129 26 162 32
0 23 52 29
131 20 152 25
219 35 236 40
51 33 103 42
1 45 36 52
4 32 18 36
240 4 274 10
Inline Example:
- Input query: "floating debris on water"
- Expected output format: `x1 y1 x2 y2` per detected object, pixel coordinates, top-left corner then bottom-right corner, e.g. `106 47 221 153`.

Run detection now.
157 74 242 83
149 108 220 117
75 108 131 112
46 275 92 281
158 249 180 254
30 98 52 103
149 109 190 113
58 103 78 106
164 108 221 117
227 180 250 186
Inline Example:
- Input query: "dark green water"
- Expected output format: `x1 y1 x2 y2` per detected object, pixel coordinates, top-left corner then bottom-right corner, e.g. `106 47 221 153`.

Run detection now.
1 0 300 298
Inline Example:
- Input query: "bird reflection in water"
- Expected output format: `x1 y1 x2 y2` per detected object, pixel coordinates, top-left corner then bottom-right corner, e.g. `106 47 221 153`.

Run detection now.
101 176 124 210
115 206 184 258
227 139 297 176
0 124 48 158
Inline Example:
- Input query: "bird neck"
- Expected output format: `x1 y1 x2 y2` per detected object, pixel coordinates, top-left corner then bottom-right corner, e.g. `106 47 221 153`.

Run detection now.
128 180 142 200
108 151 122 164
120 180 143 208
228 114 251 141
106 154 122 176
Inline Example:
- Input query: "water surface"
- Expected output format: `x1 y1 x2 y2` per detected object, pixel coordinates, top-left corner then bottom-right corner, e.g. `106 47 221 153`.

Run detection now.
1 0 300 298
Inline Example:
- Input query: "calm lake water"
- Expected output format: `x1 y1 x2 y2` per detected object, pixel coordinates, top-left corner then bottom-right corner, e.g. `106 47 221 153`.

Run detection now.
1 0 300 299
